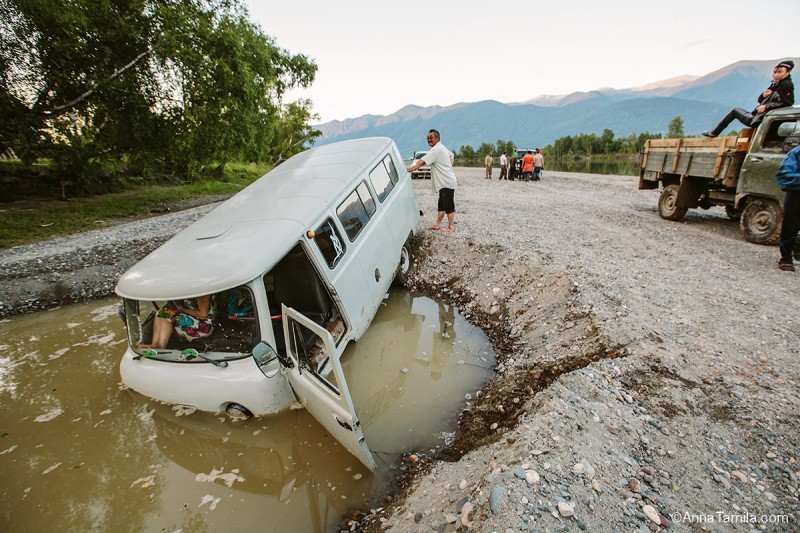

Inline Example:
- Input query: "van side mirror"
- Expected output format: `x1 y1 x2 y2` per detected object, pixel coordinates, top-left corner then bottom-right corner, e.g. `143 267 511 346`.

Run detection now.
784 136 800 153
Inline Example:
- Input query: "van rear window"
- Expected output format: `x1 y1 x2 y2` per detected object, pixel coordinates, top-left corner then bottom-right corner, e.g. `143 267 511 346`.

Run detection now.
313 218 346 268
337 182 376 241
369 155 399 202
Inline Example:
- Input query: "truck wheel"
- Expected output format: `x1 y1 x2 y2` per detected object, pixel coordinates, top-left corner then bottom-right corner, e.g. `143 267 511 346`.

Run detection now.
658 184 688 221
725 205 741 221
393 239 414 287
739 198 782 245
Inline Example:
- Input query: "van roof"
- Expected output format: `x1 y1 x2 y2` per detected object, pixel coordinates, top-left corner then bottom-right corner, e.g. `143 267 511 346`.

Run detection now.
116 137 396 300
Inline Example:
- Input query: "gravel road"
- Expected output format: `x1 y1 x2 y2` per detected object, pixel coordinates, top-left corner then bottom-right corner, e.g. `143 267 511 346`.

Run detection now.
1 167 798 532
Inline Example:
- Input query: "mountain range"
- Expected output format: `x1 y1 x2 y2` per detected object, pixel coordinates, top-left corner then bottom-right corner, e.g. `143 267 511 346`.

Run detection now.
314 58 798 157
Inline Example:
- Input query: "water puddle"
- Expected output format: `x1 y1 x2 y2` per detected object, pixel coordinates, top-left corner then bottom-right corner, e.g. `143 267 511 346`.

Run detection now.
0 288 494 532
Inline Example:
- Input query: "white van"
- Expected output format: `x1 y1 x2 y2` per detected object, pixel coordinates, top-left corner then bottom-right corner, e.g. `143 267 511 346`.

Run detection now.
115 137 419 470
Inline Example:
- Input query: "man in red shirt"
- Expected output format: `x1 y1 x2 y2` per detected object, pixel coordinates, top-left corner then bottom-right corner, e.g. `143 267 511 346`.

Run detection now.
521 150 535 182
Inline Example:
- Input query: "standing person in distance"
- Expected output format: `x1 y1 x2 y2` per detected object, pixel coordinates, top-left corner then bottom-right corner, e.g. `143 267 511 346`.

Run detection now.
407 129 458 232
775 144 800 271
521 150 535 182
499 151 508 180
533 148 544 181
484 151 493 179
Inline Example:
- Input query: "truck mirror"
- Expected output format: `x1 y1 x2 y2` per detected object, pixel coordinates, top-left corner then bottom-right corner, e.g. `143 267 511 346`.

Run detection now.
783 136 800 153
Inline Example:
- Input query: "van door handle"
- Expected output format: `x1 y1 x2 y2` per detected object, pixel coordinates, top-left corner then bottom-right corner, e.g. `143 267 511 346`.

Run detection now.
749 157 763 163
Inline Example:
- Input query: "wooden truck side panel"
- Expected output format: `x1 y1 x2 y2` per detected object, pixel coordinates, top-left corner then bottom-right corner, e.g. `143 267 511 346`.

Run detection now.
639 133 752 188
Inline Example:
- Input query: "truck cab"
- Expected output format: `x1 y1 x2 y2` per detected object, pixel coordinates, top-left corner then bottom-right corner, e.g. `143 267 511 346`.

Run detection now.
639 107 800 244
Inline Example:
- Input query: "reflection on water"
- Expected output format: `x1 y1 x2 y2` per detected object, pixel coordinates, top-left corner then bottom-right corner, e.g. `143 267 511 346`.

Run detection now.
0 289 495 532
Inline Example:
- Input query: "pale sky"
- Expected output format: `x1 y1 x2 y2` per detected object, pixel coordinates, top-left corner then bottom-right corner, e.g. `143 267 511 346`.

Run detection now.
247 0 799 124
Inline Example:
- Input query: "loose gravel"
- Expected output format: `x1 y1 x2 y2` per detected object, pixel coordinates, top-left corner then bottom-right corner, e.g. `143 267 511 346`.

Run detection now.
1 167 798 532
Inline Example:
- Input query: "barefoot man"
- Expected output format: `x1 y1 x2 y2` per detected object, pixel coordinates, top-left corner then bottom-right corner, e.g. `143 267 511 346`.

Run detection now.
407 129 458 232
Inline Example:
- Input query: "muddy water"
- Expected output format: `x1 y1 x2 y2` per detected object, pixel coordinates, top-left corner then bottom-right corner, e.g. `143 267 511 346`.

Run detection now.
0 288 494 532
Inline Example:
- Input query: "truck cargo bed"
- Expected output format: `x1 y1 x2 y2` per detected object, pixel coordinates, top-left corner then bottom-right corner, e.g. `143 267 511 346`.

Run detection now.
640 132 752 187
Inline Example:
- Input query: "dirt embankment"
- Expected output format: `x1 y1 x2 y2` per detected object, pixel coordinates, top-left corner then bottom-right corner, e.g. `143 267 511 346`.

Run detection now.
357 169 799 532
1 168 798 532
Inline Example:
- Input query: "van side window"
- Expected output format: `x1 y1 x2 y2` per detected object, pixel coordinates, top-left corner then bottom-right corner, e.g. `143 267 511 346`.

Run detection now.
369 155 398 202
313 218 346 268
336 182 376 242
384 154 400 184
358 181 377 217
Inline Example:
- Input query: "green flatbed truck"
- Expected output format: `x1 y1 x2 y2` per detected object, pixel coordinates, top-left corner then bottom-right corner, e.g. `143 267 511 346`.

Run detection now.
638 107 800 244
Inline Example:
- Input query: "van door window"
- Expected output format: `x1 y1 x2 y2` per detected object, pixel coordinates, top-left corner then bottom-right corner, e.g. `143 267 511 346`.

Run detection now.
336 182 376 241
313 218 346 268
369 155 398 202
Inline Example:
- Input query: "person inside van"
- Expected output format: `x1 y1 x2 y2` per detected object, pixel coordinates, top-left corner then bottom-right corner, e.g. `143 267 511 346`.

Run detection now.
136 295 217 349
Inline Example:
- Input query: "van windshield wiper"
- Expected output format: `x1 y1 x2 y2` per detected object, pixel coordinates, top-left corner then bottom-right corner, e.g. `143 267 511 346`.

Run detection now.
183 348 228 368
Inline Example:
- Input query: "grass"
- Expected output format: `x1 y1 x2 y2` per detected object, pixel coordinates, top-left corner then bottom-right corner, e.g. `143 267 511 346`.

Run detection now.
0 162 271 249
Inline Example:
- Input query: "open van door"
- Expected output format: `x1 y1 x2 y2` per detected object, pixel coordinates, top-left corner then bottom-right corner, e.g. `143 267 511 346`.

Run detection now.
281 305 377 471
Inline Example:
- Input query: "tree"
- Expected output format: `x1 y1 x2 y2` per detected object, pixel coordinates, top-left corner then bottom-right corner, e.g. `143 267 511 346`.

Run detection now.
0 0 318 190
495 139 516 156
667 116 685 138
457 145 476 159
477 142 495 157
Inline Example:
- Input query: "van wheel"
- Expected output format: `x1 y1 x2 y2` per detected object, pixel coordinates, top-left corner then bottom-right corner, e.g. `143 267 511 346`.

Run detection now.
658 184 687 221
739 198 782 245
225 403 252 420
394 240 414 287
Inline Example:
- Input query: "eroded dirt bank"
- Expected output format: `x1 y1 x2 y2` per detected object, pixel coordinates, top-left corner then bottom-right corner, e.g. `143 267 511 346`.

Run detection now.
1 168 798 532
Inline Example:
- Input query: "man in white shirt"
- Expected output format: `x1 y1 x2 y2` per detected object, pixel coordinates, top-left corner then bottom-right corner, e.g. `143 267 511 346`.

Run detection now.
407 129 458 232
499 152 508 180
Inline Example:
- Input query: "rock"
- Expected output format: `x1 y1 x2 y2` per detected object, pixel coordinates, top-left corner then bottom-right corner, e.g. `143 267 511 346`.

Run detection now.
642 505 661 525
489 486 504 514
514 468 527 479
413 512 423 523
460 502 474 527
557 501 574 517
573 463 586 475
628 478 643 493
525 470 540 484
445 513 457 524
459 479 469 490
731 470 748 483
582 459 596 479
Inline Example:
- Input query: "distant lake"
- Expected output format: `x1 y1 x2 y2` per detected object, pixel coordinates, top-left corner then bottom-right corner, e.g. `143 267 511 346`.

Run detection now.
453 157 640 177
548 157 640 176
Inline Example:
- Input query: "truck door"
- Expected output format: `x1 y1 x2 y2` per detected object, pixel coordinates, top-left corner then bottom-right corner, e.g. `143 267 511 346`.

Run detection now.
281 304 377 471
739 117 797 201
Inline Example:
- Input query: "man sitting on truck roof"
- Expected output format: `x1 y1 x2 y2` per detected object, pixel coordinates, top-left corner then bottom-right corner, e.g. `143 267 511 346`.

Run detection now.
702 60 794 138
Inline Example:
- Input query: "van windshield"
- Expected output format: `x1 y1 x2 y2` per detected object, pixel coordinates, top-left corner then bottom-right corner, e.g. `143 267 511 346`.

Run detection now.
123 285 259 363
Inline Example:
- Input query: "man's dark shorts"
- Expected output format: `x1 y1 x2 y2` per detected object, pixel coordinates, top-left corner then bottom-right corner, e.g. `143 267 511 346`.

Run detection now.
437 188 455 214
